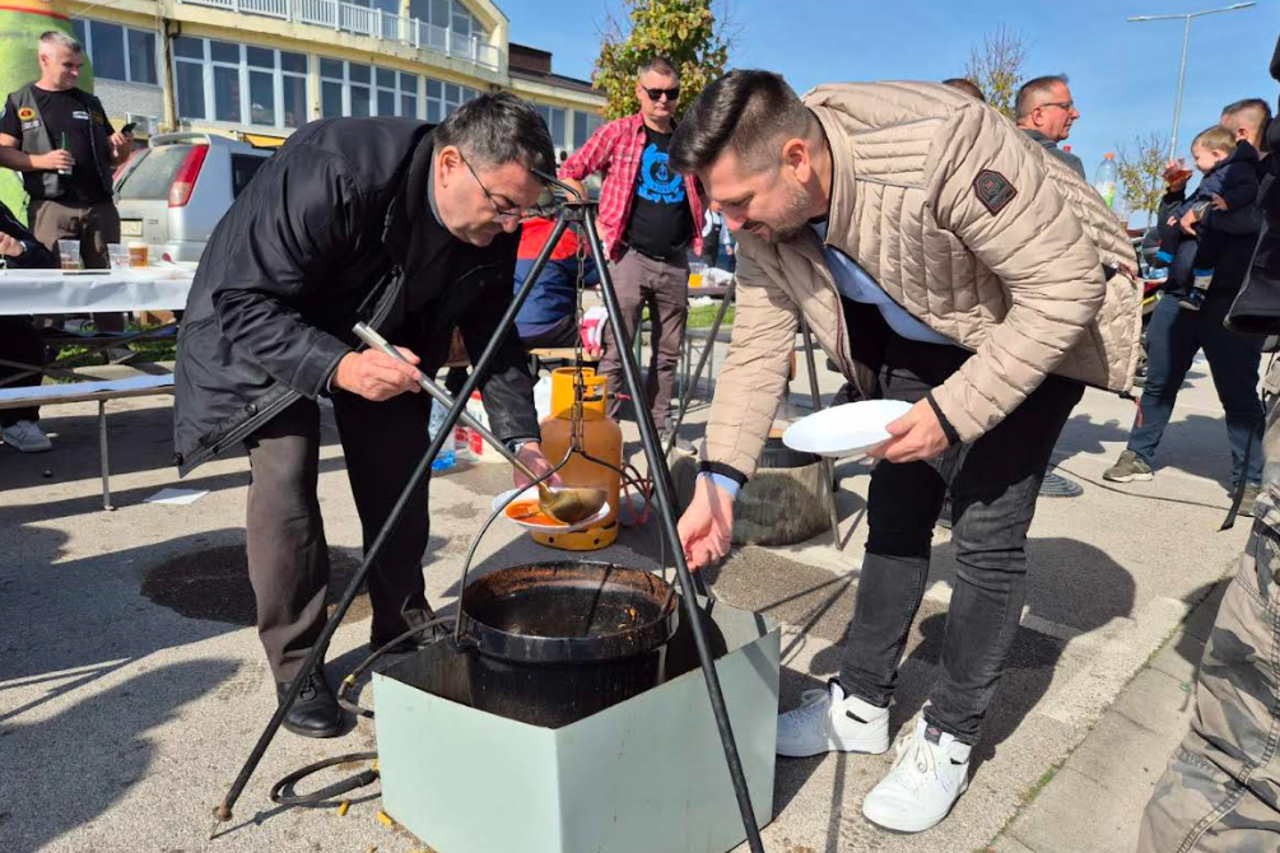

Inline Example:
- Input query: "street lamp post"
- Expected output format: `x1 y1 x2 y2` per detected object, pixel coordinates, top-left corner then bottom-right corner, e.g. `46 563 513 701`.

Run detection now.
1127 2 1256 160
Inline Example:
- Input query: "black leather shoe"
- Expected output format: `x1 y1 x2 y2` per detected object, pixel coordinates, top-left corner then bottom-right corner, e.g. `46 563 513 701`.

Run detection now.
276 668 344 739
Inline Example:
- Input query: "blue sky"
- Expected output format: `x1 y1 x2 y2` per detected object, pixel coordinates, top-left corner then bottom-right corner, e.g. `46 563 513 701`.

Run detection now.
500 0 1279 194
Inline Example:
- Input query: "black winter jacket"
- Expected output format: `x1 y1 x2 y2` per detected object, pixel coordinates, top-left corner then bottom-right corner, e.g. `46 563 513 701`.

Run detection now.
0 200 55 268
173 117 538 475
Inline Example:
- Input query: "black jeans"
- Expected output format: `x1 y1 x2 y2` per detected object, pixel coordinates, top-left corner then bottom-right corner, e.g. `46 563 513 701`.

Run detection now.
840 334 1083 743
0 317 46 426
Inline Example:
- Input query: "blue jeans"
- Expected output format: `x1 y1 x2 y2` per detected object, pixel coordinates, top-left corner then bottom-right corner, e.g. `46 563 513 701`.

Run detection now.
840 334 1083 742
1127 295 1265 486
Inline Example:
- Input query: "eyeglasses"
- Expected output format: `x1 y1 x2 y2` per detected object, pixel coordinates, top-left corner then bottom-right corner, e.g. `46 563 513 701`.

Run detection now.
1038 101 1075 113
642 86 680 102
461 155 526 222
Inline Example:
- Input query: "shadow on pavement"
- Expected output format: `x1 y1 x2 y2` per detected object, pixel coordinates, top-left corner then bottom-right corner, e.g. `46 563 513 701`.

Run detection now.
804 536 1136 775
1056 410 1244 487
3 657 240 853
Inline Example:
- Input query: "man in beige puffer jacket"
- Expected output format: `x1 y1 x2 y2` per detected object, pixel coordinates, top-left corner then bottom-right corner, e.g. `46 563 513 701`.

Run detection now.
670 71 1139 834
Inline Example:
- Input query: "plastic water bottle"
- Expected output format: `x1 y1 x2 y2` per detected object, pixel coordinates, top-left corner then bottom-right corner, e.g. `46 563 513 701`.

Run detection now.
427 399 456 472
1094 152 1118 210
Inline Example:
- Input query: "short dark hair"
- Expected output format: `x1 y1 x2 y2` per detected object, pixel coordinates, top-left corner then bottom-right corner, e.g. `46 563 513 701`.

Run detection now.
670 70 817 176
434 92 555 176
1016 74 1070 119
638 56 679 80
1223 97 1273 130
942 78 985 102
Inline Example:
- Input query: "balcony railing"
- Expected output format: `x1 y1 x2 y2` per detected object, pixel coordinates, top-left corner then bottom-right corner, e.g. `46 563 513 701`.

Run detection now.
180 0 502 71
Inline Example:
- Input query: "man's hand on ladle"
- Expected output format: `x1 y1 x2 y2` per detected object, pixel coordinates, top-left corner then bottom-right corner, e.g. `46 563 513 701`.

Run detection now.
333 347 422 401
513 442 563 489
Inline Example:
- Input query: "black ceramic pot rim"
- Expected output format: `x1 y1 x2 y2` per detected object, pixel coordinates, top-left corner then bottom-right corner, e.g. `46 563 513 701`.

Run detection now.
458 561 680 666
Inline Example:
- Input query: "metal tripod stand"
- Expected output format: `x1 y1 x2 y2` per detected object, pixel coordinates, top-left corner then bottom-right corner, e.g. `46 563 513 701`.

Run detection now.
212 181 767 852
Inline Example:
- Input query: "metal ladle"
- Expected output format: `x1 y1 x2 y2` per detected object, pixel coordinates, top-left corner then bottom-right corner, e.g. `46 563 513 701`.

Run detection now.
352 323 608 526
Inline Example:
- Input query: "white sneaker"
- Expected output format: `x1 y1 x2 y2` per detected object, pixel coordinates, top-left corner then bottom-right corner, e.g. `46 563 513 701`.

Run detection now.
861 717 971 833
2 420 52 453
776 679 890 758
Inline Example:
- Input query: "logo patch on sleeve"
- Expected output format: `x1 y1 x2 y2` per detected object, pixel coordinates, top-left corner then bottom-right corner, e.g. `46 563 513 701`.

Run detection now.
16 106 35 122
973 169 1016 215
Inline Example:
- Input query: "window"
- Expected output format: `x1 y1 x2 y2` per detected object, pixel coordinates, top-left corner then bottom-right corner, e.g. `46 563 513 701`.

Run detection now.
173 38 310 130
231 154 266 198
536 105 567 151
573 111 603 150
73 18 158 85
424 78 478 124
318 60 418 119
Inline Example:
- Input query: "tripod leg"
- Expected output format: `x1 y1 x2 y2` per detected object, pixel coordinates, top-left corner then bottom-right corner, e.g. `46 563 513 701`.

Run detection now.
583 212 765 852
666 278 736 457
798 317 842 549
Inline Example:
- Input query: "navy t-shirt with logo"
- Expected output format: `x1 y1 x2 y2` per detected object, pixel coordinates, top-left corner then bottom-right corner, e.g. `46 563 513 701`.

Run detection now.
622 126 692 259
0 87 114 204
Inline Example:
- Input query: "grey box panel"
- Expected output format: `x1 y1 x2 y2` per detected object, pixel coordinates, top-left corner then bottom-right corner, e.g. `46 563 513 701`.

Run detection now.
374 600 779 853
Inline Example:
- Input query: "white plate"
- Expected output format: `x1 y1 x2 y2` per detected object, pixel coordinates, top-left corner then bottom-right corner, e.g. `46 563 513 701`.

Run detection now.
781 399 913 458
491 487 611 533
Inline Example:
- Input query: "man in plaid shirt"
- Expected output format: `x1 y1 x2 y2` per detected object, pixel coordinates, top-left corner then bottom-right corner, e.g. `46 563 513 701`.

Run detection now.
560 56 704 435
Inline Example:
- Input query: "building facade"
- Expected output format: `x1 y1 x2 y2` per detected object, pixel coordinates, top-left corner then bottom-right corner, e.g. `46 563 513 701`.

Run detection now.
61 0 603 153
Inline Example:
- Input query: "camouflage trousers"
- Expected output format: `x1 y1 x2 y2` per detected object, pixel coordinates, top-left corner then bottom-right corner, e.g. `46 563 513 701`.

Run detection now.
1137 360 1280 853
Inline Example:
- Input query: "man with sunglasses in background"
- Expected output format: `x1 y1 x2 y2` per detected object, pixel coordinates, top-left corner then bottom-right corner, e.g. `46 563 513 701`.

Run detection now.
1015 74 1085 179
173 94 557 739
559 56 704 440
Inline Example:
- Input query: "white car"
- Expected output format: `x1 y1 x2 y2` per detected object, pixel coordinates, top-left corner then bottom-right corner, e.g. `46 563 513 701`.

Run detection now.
114 132 274 263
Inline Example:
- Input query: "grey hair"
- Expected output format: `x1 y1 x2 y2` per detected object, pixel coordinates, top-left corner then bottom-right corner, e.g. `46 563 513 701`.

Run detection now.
39 30 82 54
1016 74 1070 119
433 91 555 176
638 56 679 81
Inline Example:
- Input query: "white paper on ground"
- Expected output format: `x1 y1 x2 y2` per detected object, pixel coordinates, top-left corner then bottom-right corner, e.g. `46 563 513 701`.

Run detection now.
144 488 209 506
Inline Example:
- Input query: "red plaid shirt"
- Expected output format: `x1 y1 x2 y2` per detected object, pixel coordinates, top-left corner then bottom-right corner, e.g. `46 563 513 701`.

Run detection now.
559 112 704 263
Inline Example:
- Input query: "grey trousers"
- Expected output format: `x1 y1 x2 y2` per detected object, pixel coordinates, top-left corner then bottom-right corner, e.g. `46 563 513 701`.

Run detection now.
598 248 688 430
244 393 433 682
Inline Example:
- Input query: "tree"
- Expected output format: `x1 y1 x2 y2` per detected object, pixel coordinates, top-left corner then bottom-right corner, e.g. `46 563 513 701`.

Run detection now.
964 25 1027 120
1118 131 1171 227
593 0 732 122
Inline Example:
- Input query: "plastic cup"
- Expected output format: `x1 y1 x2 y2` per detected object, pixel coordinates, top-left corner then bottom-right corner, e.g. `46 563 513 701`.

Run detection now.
57 239 81 271
107 243 131 270
689 261 707 289
127 241 149 268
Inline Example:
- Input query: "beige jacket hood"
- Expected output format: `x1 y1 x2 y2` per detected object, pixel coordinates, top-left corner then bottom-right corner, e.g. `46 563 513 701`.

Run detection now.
701 81 1141 482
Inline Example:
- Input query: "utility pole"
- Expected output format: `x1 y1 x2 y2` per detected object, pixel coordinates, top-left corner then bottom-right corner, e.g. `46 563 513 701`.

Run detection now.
1127 3 1256 160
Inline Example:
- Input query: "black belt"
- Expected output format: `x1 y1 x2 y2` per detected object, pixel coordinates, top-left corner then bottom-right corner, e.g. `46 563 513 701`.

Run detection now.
621 243 686 264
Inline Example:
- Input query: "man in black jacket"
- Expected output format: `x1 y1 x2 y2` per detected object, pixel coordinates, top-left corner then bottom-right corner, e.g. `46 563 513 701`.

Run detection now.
0 200 56 453
1104 97 1271 513
174 94 556 738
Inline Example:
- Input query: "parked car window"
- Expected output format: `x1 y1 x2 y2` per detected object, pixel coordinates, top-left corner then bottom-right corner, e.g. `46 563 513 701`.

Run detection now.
231 154 267 198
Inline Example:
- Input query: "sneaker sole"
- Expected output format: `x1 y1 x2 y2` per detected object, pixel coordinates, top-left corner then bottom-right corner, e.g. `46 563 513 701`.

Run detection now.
1102 470 1153 483
778 734 890 759
861 778 970 834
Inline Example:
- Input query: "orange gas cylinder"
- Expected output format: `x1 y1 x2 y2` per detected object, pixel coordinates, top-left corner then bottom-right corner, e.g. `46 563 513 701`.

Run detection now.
534 367 623 551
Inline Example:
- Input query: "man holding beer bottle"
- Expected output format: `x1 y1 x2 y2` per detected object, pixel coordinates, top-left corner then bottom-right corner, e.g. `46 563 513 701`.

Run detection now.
0 30 134 330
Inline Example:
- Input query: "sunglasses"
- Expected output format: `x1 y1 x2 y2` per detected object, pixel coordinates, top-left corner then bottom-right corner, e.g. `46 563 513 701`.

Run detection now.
642 86 680 102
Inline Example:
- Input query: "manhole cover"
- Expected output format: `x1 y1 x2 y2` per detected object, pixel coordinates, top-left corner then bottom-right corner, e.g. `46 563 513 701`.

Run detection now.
141 544 369 626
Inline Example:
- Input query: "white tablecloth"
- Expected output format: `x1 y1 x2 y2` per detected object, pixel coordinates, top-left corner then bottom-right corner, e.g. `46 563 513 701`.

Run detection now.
0 268 195 316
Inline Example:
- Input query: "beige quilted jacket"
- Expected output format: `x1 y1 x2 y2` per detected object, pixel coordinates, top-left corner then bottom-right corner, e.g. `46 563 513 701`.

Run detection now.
702 81 1141 481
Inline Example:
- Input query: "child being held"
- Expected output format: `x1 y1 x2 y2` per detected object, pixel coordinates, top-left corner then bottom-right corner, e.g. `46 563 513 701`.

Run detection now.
1154 125 1259 311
